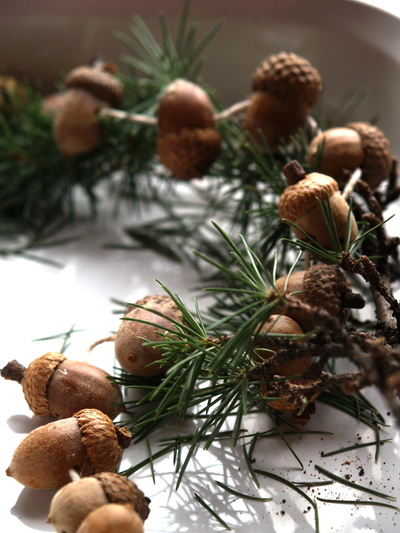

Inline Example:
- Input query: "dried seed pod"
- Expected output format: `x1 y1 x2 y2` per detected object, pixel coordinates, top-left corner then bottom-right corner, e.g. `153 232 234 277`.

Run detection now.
47 472 150 533
307 122 392 189
1 352 124 420
278 161 358 249
156 78 221 179
244 52 322 148
115 294 183 377
76 504 144 533
5 408 132 489
269 264 364 331
54 64 123 156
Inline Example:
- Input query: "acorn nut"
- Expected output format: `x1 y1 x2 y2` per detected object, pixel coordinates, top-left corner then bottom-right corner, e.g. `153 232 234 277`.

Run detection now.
5 408 132 489
54 64 123 155
307 122 392 189
244 52 322 148
278 160 358 249
115 294 183 376
1 352 124 420
76 504 144 533
255 314 311 377
156 78 221 179
47 471 150 533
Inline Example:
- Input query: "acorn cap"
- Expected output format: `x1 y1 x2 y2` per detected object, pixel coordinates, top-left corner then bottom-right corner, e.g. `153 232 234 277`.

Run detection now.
346 122 392 189
65 66 123 107
22 351 66 417
157 127 221 180
74 409 132 474
302 264 352 325
94 472 150 521
278 172 339 221
251 52 322 106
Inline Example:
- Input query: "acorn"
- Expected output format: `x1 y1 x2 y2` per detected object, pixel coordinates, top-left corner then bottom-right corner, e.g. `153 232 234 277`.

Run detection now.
1 352 124 420
268 263 365 331
278 160 358 249
54 64 123 155
156 78 221 179
76 504 144 533
244 52 322 148
47 471 150 533
115 294 183 376
255 314 311 377
5 408 132 489
307 122 392 189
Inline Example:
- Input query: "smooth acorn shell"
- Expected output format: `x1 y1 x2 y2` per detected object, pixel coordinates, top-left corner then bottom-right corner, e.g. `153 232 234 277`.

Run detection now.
6 417 89 489
256 315 311 377
76 504 144 533
115 295 182 376
157 79 215 135
54 88 107 155
45 358 124 420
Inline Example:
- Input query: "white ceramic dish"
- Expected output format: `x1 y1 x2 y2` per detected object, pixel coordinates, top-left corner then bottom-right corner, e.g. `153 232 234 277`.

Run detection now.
1 2 400 533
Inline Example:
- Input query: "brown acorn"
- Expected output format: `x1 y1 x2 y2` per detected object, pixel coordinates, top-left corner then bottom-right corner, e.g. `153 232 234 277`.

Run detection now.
156 78 221 179
244 52 322 148
54 64 123 156
115 295 183 376
278 160 358 249
47 472 150 533
76 504 144 533
307 122 392 189
268 263 365 331
5 408 132 489
1 352 124 420
255 314 311 377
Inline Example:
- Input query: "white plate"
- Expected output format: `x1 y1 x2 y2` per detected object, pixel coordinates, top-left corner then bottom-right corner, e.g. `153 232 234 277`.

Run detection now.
1 2 400 533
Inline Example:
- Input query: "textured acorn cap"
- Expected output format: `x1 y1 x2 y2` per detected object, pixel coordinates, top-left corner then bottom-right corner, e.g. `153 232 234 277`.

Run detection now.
65 66 123 107
94 472 150 521
74 409 132 474
76 504 144 533
278 172 339 221
251 52 322 106
22 351 66 417
157 127 221 179
346 121 392 189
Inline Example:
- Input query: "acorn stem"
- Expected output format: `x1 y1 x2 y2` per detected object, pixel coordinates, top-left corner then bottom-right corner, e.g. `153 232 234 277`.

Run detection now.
99 108 157 125
214 99 250 121
1 359 26 383
86 334 116 354
342 167 362 200
68 468 81 482
283 160 307 185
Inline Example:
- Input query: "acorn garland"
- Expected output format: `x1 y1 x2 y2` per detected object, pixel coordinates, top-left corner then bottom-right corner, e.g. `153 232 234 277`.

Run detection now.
2 6 400 533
